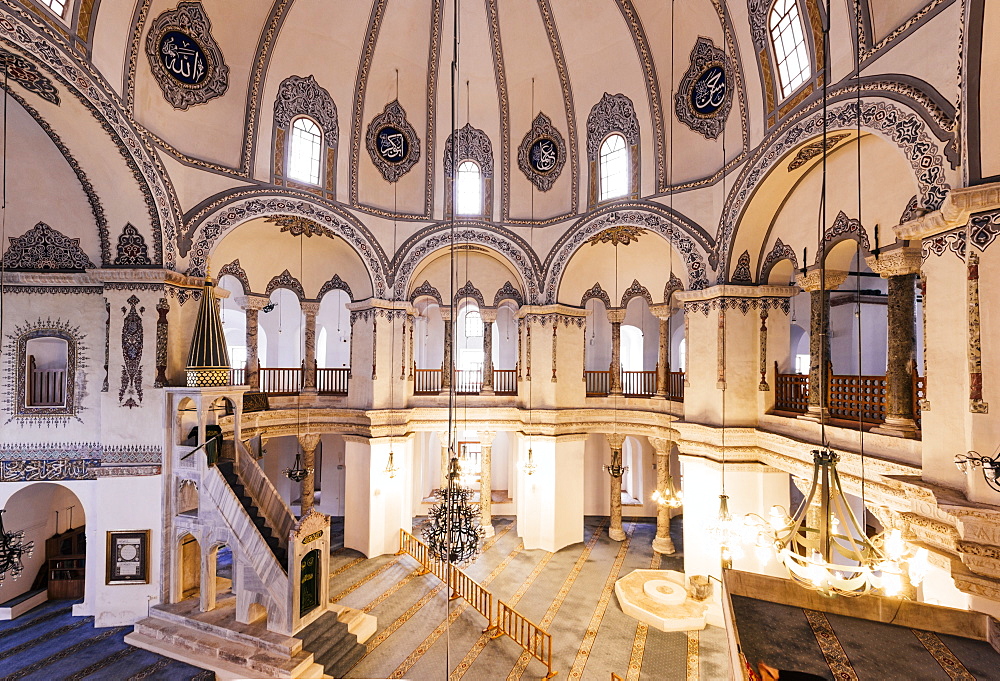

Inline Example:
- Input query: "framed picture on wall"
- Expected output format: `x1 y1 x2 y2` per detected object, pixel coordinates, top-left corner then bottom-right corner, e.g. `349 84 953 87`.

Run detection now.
106 530 150 584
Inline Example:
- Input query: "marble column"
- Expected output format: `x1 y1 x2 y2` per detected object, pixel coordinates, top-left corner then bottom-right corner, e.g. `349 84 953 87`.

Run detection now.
239 295 269 391
438 431 450 490
478 430 496 537
608 309 626 395
301 302 320 391
649 437 676 554
606 432 626 541
297 433 321 515
440 307 453 391
650 304 671 398
481 308 496 395
795 269 847 421
868 247 922 438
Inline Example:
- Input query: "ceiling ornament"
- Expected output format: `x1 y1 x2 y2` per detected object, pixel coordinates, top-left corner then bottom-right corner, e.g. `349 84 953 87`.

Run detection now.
747 0 769 49
787 133 851 171
265 214 324 238
113 223 152 267
731 250 753 283
675 37 733 140
273 75 338 146
443 123 494 178
517 112 566 192
0 48 59 105
1 222 95 272
366 100 421 183
144 2 229 110
586 93 640 159
586 225 647 247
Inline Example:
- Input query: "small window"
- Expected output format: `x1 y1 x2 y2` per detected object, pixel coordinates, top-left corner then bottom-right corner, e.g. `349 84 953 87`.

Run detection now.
769 0 811 99
25 337 68 407
599 134 628 201
38 0 66 16
288 117 322 184
464 308 483 338
455 161 482 216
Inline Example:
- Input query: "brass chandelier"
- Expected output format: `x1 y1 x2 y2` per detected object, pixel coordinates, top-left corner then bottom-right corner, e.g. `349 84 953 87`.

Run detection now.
0 510 33 582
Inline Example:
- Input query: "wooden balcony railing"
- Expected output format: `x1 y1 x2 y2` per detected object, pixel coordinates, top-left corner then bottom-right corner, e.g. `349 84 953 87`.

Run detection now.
585 370 610 396
317 368 349 395
28 369 65 406
494 369 517 395
414 368 442 394
667 371 685 401
229 368 246 386
455 369 483 395
622 370 656 397
774 367 810 414
259 367 302 395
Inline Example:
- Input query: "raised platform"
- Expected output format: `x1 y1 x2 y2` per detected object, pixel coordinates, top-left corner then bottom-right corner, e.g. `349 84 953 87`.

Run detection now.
0 588 47 620
615 569 724 632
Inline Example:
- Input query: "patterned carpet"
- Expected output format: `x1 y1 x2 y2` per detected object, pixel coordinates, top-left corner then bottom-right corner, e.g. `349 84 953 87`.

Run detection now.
0 599 212 681
732 594 1000 680
329 515 730 680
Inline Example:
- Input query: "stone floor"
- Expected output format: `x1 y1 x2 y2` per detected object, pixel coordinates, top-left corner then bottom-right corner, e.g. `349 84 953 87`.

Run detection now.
329 515 731 680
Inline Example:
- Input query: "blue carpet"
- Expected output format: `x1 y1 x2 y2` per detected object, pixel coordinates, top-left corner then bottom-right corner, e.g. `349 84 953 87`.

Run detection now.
0 599 213 681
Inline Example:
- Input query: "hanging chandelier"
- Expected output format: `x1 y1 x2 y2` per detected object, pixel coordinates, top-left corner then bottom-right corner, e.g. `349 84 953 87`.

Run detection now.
745 449 928 597
955 450 1000 492
521 446 538 476
422 455 484 565
384 446 400 478
282 448 312 483
709 494 744 568
652 477 683 508
604 448 628 478
0 510 33 582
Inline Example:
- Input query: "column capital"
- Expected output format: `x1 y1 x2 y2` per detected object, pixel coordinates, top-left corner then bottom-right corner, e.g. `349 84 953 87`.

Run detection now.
648 437 674 455
606 432 626 451
297 432 321 452
649 303 677 319
439 306 453 321
865 246 922 278
480 307 498 323
238 294 271 311
478 430 496 447
607 308 627 324
795 268 848 292
300 301 321 315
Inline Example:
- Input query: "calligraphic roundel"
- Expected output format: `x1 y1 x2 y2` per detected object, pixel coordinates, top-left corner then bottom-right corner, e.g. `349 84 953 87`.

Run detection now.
366 100 421 183
518 112 567 192
674 37 733 140
145 2 229 110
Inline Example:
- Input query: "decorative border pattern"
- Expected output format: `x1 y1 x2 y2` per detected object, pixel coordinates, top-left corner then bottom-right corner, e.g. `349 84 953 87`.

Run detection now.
1 222 95 271
409 279 442 304
265 269 306 300
113 223 152 266
119 295 144 408
787 133 851 171
3 286 103 295
732 250 753 283
317 274 353 301
684 296 791 316
102 444 162 464
144 2 229 110
0 442 101 459
675 37 733 140
911 629 975 680
0 458 99 481
365 100 420 183
621 279 652 307
968 252 988 413
758 237 798 282
493 281 523 307
3 317 89 427
820 211 871 259
347 0 389 207
665 274 684 303
217 258 250 294
454 281 485 307
517 112 566 192
803 609 859 680
581 282 611 309
0 45 59 103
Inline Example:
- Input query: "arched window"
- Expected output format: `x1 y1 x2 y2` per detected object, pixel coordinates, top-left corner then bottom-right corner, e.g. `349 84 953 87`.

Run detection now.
769 0 811 98
455 161 482 216
464 307 483 338
25 337 68 407
288 117 322 184
599 134 628 201
39 0 66 16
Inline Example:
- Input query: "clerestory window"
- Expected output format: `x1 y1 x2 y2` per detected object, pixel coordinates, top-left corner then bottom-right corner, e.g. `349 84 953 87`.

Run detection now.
288 117 322 185
455 161 482 216
769 0 811 99
599 134 628 201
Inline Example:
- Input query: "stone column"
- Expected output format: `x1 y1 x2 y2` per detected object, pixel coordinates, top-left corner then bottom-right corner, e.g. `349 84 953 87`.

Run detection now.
438 431 450 490
440 307 453 391
478 430 496 537
297 433 321 515
481 308 497 395
649 437 676 554
606 432 626 541
650 304 671 398
239 295 269 391
608 309 626 395
868 247 922 438
301 301 320 391
795 269 847 421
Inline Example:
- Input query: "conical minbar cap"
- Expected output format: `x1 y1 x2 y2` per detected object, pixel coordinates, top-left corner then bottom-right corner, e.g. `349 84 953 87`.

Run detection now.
186 277 230 373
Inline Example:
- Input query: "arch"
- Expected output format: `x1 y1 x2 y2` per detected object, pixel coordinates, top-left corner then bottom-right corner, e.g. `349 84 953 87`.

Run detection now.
218 259 251 294
493 281 524 307
454 281 485 307
581 283 611 308
178 532 201 599
265 270 306 300
409 280 443 305
817 211 871 265
544 206 711 303
758 237 799 283
288 116 323 185
718 94 953 278
392 223 541 303
180 190 388 297
620 279 652 308
317 274 353 301
0 8 180 267
587 93 640 205
664 273 684 304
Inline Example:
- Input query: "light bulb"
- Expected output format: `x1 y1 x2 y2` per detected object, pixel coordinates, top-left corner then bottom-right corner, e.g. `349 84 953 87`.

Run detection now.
908 547 930 586
884 528 906 561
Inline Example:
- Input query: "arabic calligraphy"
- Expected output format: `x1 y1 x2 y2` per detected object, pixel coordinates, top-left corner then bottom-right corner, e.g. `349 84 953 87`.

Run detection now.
376 125 409 164
0 458 99 482
530 138 558 174
691 65 727 116
159 31 207 86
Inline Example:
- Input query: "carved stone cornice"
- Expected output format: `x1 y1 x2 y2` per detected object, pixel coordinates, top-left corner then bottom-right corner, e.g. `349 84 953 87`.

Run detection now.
300 301 321 315
479 308 498 323
794 269 848 292
896 183 1000 241
675 284 798 302
237 294 270 311
606 308 627 324
865 246 922 278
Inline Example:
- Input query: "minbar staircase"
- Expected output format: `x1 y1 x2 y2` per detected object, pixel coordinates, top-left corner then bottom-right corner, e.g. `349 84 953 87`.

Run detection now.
216 460 288 569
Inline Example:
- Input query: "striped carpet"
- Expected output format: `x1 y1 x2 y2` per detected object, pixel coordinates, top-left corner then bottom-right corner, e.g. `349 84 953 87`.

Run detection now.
0 599 212 681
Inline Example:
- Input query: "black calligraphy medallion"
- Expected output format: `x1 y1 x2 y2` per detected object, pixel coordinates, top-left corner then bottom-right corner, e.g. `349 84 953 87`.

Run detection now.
691 64 726 117
158 31 208 85
366 100 421 182
375 125 410 165
529 137 559 175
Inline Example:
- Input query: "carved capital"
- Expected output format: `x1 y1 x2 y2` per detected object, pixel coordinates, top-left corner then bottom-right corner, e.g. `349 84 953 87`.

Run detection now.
479 307 498 323
478 431 496 447
795 269 848 292
439 306 453 321
300 301 321 315
297 433 321 453
865 246 922 278
239 294 271 311
649 437 674 456
606 432 626 451
607 308 627 324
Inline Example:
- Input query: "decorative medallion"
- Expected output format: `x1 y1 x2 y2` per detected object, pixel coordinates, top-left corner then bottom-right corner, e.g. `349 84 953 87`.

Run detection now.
787 133 850 172
145 2 229 110
265 214 324 237
517 113 566 191
1 222 95 272
587 224 646 247
366 100 420 183
119 296 145 409
675 37 733 140
0 48 59 105
732 250 753 283
113 223 152 266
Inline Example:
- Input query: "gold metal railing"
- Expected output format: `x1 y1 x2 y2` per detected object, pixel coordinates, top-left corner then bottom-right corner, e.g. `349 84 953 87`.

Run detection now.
492 600 556 679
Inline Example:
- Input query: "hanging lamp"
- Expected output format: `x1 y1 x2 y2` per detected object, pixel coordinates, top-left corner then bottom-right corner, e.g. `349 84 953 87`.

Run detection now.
0 510 33 582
